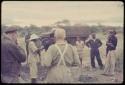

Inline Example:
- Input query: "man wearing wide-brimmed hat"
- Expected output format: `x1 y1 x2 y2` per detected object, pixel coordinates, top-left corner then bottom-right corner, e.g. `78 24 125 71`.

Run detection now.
1 27 26 83
28 34 41 83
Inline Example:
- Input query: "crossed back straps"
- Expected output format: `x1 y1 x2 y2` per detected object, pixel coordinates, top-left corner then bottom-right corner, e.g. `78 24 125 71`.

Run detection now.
55 43 68 66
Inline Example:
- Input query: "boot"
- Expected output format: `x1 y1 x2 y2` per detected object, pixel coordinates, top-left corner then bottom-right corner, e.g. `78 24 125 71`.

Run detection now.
31 78 37 83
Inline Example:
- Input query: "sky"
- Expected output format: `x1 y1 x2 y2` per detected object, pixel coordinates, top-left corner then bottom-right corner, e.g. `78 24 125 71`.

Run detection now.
2 1 124 27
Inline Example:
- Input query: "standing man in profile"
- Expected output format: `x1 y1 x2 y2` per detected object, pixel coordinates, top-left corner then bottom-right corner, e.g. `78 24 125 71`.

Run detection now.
1 27 26 83
103 30 117 76
86 33 104 70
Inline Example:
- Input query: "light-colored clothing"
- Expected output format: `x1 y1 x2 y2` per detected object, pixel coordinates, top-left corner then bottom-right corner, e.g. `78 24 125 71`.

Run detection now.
42 42 80 83
76 41 84 59
104 50 116 75
76 41 84 51
28 41 40 79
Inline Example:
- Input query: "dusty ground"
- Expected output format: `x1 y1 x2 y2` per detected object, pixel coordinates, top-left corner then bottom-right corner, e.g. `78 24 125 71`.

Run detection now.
18 33 123 83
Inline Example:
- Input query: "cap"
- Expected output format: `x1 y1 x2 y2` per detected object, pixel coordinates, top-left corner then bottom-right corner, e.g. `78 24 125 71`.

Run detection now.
5 27 17 33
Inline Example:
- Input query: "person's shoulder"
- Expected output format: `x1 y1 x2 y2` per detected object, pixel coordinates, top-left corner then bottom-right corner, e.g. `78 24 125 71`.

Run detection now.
68 43 73 47
110 35 117 40
3 39 15 46
2 39 10 48
67 43 76 49
86 39 92 42
48 44 55 49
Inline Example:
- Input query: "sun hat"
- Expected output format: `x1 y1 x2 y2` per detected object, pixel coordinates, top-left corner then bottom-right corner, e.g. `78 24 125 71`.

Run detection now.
29 34 39 40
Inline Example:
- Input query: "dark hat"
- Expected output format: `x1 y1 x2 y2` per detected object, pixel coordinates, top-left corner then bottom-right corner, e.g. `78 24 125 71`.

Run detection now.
5 27 17 33
109 30 114 34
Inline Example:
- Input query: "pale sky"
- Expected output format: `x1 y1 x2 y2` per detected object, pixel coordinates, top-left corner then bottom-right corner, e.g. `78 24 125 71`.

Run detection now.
2 1 124 27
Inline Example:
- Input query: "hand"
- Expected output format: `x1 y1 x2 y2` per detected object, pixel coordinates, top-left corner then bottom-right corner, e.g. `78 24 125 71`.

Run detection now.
108 43 114 47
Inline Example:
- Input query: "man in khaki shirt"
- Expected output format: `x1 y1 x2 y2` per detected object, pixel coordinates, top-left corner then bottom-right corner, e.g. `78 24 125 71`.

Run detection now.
28 34 40 83
41 28 80 83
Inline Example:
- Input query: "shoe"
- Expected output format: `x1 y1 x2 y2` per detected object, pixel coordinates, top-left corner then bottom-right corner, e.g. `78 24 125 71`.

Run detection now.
100 66 104 70
101 73 114 76
91 67 96 71
31 78 37 83
101 73 109 76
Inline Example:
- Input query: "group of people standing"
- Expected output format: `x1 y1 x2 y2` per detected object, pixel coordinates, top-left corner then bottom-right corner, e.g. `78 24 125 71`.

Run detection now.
76 30 117 77
76 31 117 75
76 33 104 69
1 27 117 83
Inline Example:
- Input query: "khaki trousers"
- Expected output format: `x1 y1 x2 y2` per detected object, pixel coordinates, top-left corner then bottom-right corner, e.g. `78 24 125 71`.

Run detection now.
104 50 116 75
29 62 38 79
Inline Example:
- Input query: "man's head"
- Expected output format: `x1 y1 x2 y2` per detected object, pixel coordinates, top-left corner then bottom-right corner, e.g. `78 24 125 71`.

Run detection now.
108 30 115 36
5 27 18 43
54 28 66 41
91 33 96 39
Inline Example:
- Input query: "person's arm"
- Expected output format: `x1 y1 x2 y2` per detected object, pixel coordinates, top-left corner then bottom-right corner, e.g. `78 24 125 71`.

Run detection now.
98 39 102 47
113 37 117 49
106 37 116 48
71 46 81 66
42 45 53 67
8 44 26 63
106 36 114 47
85 40 90 48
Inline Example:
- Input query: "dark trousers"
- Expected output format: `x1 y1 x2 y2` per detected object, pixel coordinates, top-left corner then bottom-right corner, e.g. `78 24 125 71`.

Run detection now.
1 74 19 83
90 49 103 68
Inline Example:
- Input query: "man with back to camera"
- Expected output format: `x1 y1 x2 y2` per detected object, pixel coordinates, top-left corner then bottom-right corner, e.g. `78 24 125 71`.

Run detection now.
102 30 117 76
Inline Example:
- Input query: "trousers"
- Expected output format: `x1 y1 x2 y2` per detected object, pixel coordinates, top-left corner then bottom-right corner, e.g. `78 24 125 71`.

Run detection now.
104 50 116 75
90 49 103 68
